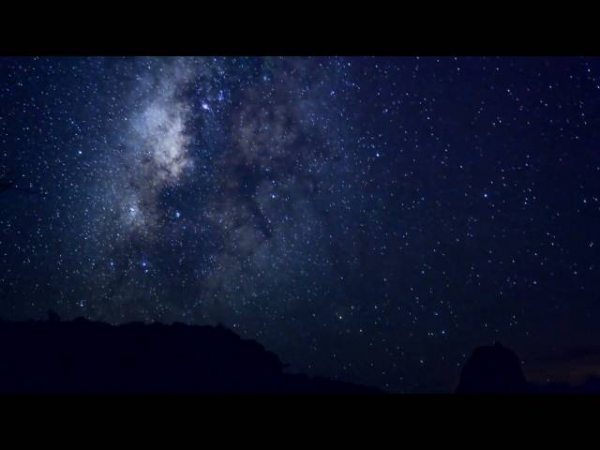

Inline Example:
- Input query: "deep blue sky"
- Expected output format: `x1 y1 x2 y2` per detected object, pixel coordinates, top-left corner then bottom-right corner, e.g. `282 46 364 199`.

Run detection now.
1 57 600 392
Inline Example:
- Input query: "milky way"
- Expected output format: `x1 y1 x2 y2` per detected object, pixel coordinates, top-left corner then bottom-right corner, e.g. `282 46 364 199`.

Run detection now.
2 57 600 391
79 57 362 330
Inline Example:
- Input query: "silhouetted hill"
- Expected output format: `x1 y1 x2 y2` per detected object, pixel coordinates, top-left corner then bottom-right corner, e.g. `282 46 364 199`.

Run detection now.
456 342 528 394
0 316 383 394
456 342 600 394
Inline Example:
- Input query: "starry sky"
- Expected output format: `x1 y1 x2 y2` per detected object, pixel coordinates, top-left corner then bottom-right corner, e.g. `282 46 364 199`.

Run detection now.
1 56 600 392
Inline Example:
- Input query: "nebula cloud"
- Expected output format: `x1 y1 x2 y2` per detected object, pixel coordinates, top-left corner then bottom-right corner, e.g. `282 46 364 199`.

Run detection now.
108 59 198 241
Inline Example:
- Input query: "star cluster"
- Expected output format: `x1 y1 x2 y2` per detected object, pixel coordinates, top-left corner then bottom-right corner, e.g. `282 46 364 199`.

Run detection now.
1 57 600 391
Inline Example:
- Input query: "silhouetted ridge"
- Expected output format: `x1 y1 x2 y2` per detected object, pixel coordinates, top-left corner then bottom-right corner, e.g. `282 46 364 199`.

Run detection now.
456 342 528 394
0 316 382 394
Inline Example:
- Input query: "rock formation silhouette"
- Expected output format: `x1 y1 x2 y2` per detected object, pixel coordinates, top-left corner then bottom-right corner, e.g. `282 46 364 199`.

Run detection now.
456 342 528 394
456 342 600 394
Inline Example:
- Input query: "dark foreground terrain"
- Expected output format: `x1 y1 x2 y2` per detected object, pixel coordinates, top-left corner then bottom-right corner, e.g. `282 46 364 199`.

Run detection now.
0 315 382 394
0 315 598 394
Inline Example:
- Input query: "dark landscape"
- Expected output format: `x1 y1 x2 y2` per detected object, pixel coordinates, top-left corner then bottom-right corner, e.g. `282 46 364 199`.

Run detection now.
0 314 598 394
0 315 382 394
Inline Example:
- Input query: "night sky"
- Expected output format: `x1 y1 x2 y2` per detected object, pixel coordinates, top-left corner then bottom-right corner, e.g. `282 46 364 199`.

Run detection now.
1 56 600 392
